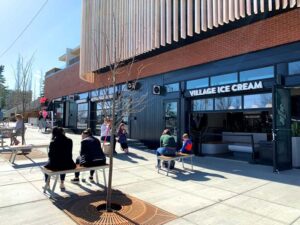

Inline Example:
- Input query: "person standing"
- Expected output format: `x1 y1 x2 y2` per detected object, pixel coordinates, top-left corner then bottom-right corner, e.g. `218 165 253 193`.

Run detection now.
42 109 48 132
44 127 76 190
100 117 117 154
38 111 43 131
71 128 106 183
117 123 129 153
156 129 177 169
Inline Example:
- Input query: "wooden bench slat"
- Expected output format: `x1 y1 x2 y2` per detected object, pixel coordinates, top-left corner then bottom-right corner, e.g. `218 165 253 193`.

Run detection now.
41 164 109 175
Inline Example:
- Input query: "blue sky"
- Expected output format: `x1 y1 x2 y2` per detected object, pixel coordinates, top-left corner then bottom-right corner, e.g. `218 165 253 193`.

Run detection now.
0 0 81 97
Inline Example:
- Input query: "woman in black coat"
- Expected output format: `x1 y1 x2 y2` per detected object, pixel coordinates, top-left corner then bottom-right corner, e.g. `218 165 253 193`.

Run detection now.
44 127 76 190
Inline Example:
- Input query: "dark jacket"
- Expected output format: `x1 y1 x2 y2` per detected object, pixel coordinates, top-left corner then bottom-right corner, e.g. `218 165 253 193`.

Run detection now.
79 136 106 165
44 136 76 170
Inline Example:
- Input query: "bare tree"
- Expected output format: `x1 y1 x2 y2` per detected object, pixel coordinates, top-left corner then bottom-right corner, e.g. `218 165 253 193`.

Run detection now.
90 15 149 211
13 54 34 144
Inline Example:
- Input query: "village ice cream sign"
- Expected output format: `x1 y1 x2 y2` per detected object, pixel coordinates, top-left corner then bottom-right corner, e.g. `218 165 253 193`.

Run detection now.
189 81 263 97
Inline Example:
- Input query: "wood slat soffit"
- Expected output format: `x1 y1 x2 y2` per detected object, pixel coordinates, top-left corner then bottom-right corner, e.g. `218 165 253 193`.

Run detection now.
80 0 300 82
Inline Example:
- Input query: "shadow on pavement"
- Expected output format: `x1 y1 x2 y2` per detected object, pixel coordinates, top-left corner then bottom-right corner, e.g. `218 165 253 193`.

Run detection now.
113 152 148 163
12 161 47 169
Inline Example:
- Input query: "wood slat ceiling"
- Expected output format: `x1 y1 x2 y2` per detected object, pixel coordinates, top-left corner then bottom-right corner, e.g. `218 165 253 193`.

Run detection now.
80 0 300 82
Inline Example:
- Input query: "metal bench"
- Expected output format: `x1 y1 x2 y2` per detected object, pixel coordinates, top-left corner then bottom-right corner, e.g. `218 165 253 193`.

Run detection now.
157 153 194 176
0 127 14 147
41 164 109 197
8 144 49 164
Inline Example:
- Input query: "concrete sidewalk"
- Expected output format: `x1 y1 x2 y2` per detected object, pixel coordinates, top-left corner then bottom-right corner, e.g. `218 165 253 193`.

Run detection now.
1 126 300 225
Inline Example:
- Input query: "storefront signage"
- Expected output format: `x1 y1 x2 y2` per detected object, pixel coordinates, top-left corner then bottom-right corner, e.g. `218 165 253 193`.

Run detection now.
189 81 263 97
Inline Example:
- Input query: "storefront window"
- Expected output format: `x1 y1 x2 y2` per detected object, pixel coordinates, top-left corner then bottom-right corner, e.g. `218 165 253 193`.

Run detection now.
288 60 300 75
77 103 88 129
240 66 274 82
244 93 272 109
95 101 112 129
91 89 100 97
77 92 89 99
215 96 242 110
186 78 208 90
165 83 179 92
211 73 237 86
192 99 213 111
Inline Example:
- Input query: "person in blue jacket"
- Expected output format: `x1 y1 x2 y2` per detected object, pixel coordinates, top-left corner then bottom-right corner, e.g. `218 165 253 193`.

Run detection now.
179 133 193 154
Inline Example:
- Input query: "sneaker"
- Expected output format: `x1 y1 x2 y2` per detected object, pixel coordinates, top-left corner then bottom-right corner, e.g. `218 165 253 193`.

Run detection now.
70 178 79 183
60 183 65 190
89 176 95 183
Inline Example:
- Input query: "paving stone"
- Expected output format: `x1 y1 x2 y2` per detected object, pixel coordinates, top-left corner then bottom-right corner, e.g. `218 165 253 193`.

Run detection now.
245 182 300 210
224 195 300 224
0 183 46 208
0 200 76 225
0 170 27 186
183 203 285 225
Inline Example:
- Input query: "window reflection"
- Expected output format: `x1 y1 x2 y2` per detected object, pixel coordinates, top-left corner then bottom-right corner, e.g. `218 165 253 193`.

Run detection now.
78 92 88 99
215 96 242 110
165 83 179 92
192 99 213 111
211 73 237 86
244 93 272 109
77 103 88 129
289 60 300 75
187 78 208 90
240 66 274 82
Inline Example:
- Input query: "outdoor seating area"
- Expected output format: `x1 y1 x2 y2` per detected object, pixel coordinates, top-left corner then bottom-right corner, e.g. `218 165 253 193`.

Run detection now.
0 126 300 225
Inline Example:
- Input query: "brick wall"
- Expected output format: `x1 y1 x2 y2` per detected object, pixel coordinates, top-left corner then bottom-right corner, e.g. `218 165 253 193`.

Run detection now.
45 9 300 100
45 63 99 100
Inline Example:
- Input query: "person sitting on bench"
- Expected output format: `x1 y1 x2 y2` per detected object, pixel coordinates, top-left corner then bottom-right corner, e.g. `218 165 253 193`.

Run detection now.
44 127 76 190
179 133 193 154
71 128 106 183
156 129 177 169
10 114 24 145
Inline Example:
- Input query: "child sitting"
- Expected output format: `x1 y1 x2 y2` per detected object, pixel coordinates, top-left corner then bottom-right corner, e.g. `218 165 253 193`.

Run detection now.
179 133 193 154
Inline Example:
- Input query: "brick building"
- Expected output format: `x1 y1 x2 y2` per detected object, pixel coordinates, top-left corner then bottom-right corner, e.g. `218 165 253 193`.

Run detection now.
45 1 300 170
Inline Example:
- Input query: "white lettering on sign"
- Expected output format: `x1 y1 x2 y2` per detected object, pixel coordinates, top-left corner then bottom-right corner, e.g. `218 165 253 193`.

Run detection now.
189 81 263 97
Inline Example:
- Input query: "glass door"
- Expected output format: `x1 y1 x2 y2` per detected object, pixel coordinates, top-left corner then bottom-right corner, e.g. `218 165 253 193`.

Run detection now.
272 85 292 171
68 102 77 128
164 100 179 142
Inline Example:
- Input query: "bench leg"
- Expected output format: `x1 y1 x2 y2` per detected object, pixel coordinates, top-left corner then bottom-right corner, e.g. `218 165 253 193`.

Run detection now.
52 175 59 193
44 175 51 193
9 151 14 162
95 170 99 184
102 169 107 188
10 150 17 164
181 158 185 169
167 161 171 176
